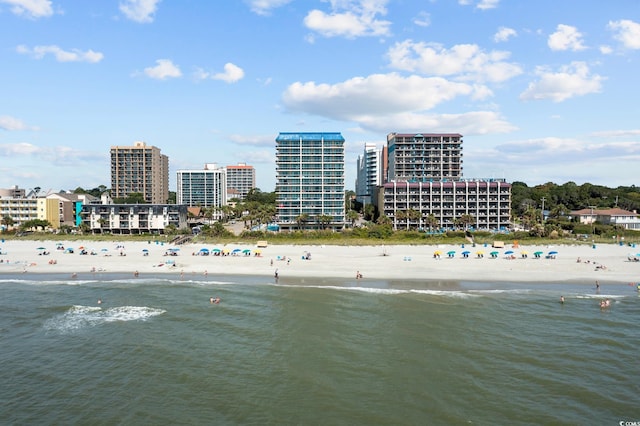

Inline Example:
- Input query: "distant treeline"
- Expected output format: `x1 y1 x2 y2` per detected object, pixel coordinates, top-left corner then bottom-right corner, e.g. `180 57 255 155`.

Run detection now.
512 181 640 216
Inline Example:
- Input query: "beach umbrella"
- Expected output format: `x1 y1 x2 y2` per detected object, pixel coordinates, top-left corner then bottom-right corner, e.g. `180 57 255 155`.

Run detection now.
433 250 442 255
490 251 499 256
56 242 63 246
504 250 514 255
212 248 221 253
169 247 180 251
199 248 209 253
142 248 149 252
101 248 108 252
476 251 484 255
242 249 251 254
447 250 456 256
534 251 543 255
462 251 470 255
232 248 241 253
36 247 46 250
548 251 558 255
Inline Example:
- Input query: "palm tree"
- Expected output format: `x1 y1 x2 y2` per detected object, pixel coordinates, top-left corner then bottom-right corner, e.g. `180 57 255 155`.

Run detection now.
1 215 15 230
346 210 359 227
317 215 333 230
376 214 391 225
458 214 475 230
295 213 309 230
406 209 421 230
424 214 438 232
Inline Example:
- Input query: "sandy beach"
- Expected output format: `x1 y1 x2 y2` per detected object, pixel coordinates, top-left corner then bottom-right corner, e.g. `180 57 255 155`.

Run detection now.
1 238 640 285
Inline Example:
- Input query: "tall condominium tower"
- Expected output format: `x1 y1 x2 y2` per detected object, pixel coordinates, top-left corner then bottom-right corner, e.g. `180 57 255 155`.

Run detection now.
355 142 387 204
110 141 169 204
275 132 345 231
176 164 227 216
225 163 256 200
387 133 463 182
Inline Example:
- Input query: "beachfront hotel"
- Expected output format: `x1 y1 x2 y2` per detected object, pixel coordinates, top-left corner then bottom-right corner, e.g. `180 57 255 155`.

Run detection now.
355 143 387 205
110 141 169 204
275 132 346 231
81 203 188 235
377 132 512 232
225 163 256 200
176 164 227 219
387 132 463 182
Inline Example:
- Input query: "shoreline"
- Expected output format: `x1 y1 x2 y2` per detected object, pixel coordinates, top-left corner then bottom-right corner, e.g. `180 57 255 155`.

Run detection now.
1 239 639 285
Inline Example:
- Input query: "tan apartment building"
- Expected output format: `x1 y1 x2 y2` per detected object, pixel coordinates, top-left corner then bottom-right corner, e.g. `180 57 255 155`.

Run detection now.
110 141 169 204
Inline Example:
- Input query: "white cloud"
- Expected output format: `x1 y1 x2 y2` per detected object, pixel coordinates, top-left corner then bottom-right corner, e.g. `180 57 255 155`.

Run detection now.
0 115 33 131
194 63 245 83
520 61 604 102
358 111 516 135
283 73 476 119
213 63 245 83
548 24 587 51
494 27 516 43
486 137 640 165
0 0 53 19
477 0 499 10
386 40 522 83
143 59 182 80
0 142 41 156
413 11 430 27
280 72 513 134
304 0 391 38
608 19 640 49
0 142 104 164
119 0 160 23
599 45 613 55
246 0 292 16
16 44 104 63
458 0 500 10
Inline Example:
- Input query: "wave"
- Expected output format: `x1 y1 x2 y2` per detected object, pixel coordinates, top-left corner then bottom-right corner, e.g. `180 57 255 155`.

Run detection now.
43 305 166 333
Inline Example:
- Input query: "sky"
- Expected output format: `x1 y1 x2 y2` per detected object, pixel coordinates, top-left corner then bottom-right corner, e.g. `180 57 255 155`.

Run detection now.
1 0 640 195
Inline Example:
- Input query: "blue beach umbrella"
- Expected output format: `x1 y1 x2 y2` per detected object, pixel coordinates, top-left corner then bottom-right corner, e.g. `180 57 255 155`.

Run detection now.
504 250 514 255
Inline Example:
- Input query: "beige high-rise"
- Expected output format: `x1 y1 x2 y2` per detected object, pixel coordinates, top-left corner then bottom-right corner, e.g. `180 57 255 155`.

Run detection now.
110 141 169 204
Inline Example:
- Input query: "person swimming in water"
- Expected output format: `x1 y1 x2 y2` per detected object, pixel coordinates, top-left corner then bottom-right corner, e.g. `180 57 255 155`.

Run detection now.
560 295 565 304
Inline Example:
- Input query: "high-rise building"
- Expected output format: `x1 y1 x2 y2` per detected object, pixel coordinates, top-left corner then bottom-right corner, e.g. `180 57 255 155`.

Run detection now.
387 133 463 182
176 164 227 217
275 132 345 231
377 132 511 231
225 163 256 200
110 141 169 204
355 143 386 204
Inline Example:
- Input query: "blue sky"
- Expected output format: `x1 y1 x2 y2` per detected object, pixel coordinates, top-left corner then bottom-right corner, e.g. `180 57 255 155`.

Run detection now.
1 0 639 194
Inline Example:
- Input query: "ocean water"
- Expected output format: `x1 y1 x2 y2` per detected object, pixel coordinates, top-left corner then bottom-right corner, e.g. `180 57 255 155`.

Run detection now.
1 273 639 425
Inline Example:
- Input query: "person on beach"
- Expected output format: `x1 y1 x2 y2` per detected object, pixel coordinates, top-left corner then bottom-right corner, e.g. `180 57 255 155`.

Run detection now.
356 271 363 279
210 296 220 304
560 296 565 304
97 298 102 305
134 270 139 277
274 269 279 280
596 281 600 293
